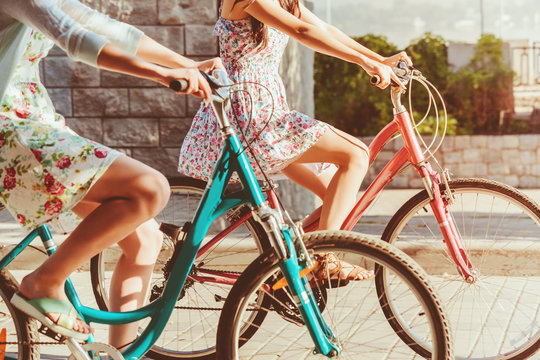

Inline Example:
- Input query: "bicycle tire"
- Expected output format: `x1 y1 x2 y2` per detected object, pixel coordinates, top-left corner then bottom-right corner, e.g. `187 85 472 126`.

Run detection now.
0 269 40 360
381 178 540 360
217 230 453 359
90 177 271 360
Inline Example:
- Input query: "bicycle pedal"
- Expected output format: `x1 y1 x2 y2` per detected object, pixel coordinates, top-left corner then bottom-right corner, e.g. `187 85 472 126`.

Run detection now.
159 222 182 241
37 324 67 342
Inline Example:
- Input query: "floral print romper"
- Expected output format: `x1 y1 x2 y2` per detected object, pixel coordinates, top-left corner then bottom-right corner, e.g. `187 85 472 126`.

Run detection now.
178 17 330 180
0 31 120 232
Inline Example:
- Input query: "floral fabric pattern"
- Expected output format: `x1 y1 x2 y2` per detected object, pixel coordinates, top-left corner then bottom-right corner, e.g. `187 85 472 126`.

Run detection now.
0 30 120 232
178 17 330 181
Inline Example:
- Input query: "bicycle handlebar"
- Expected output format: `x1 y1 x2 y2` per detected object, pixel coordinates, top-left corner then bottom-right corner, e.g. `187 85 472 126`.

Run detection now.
370 61 412 87
169 69 232 101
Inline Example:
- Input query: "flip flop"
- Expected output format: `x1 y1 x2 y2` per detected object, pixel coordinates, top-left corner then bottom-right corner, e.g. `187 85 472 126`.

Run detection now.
10 293 90 341
309 252 374 288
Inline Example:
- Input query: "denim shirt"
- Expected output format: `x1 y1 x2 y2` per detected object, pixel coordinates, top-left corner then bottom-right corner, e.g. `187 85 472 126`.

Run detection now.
0 0 143 101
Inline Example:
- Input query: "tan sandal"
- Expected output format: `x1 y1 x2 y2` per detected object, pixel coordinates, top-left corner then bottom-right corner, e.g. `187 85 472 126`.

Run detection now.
309 252 374 288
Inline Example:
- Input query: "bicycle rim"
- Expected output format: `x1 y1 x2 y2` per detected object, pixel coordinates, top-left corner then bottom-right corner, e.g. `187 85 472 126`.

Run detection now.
218 231 452 359
91 177 270 359
382 178 540 360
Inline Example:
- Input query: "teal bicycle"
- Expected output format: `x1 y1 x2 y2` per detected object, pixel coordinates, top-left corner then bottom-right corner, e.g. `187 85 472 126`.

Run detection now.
0 71 453 359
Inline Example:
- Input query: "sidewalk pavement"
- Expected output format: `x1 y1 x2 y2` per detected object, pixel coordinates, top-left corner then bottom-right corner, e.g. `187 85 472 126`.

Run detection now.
1 188 540 359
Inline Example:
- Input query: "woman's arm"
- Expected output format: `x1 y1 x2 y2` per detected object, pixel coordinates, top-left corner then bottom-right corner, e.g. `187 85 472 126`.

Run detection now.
243 0 403 88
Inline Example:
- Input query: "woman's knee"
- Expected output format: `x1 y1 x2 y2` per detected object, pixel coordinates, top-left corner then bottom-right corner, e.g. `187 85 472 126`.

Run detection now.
128 170 170 217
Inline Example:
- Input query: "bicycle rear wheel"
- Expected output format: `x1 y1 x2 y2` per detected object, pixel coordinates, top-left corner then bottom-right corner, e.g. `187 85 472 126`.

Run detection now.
90 177 270 359
382 178 540 360
0 268 40 360
217 230 453 359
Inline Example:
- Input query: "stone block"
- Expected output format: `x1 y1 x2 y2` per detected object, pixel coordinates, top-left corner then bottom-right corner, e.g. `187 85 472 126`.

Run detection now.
489 163 510 175
454 136 470 150
502 175 519 187
185 25 218 55
65 117 104 143
476 163 488 177
457 163 476 177
509 164 527 176
472 135 488 148
103 118 159 147
520 151 537 165
140 26 184 54
102 0 158 25
389 176 408 189
160 118 192 146
408 178 424 189
48 88 72 117
43 57 100 87
485 150 501 163
132 147 180 177
502 136 519 149
376 151 394 163
101 70 156 88
531 164 540 176
73 88 128 117
487 136 503 149
129 88 187 117
443 151 461 164
464 148 484 162
158 0 218 25
519 176 539 188
519 134 538 150
440 135 454 152
188 96 204 116
501 149 520 164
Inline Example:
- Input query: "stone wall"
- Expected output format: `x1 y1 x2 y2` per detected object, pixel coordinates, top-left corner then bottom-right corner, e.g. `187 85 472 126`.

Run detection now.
44 0 220 178
360 134 540 189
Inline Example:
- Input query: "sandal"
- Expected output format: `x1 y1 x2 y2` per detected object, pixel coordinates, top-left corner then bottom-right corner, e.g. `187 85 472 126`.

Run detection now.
11 293 90 341
309 252 374 288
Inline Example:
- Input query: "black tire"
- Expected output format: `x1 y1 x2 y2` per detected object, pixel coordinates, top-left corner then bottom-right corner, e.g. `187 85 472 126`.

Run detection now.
90 177 271 360
0 269 40 360
217 230 453 360
381 178 540 360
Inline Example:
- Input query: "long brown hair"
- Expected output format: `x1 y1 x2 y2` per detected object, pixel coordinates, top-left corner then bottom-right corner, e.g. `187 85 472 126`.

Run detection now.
233 0 300 49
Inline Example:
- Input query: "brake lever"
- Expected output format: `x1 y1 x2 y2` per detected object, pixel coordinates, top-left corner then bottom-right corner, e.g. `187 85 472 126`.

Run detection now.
199 70 233 102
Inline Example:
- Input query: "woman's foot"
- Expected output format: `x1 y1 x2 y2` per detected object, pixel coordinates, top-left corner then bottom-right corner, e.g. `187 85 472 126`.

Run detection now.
17 272 93 337
310 252 374 287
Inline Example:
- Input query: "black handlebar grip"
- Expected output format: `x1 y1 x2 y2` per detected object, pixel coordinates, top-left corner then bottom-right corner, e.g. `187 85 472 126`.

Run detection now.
169 79 189 92
370 75 381 86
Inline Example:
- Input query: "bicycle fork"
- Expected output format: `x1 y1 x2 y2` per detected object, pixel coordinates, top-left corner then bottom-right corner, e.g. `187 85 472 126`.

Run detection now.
253 205 341 357
418 162 477 282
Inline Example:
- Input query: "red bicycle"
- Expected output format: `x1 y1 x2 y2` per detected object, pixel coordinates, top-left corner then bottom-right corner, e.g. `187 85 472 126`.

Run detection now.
91 63 540 360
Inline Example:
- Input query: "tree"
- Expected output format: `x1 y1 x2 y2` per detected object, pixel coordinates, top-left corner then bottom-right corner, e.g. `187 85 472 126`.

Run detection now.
314 34 398 136
445 34 514 134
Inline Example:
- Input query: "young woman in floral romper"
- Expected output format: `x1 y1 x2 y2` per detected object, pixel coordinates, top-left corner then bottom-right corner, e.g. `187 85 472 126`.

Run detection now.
0 0 222 348
178 0 412 281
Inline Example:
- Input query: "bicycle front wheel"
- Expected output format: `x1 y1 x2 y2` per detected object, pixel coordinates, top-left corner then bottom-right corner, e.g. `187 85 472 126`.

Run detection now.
217 231 453 359
90 177 270 360
382 178 540 360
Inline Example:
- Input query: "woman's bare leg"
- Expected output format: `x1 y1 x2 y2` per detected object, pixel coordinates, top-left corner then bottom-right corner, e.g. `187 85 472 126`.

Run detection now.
70 201 163 349
283 127 369 230
18 156 170 336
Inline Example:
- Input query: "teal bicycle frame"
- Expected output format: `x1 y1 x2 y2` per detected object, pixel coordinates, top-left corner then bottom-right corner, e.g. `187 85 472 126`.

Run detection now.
0 82 340 359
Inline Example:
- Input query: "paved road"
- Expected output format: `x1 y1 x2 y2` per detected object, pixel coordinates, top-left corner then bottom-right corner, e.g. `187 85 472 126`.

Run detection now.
1 188 539 359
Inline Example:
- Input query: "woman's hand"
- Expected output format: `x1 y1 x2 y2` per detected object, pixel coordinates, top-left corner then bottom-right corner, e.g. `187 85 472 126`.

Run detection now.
382 51 413 68
166 68 213 101
195 57 226 74
363 58 406 90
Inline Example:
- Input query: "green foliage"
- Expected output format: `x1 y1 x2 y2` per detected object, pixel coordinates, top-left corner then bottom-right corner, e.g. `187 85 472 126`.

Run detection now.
314 32 516 136
314 34 397 136
412 110 458 136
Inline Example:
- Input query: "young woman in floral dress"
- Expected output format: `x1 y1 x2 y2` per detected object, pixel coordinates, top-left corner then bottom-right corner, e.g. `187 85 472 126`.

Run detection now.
178 0 412 281
0 0 222 348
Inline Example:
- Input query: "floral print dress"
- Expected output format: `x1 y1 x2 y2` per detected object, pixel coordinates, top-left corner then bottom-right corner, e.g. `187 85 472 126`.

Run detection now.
0 30 120 232
178 17 330 181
